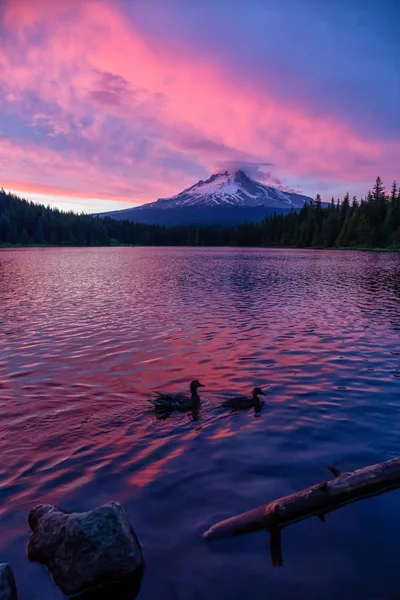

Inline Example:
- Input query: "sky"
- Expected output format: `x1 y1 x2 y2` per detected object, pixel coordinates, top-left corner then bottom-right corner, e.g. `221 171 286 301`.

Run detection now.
0 0 399 213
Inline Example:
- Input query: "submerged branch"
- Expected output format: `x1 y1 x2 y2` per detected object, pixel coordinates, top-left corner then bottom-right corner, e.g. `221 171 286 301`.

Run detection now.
203 456 400 563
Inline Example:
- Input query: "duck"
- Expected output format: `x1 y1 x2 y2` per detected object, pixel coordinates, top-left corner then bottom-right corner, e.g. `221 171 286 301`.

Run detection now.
149 380 205 411
221 387 266 410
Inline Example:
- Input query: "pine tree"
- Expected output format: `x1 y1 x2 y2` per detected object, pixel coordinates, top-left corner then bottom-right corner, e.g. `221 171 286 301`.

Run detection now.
35 215 46 244
372 176 385 201
390 180 398 202
340 193 350 223
383 204 394 246
356 213 373 246
20 228 30 245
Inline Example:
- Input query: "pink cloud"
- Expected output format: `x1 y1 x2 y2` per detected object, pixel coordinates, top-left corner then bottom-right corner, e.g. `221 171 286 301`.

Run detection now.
0 0 398 210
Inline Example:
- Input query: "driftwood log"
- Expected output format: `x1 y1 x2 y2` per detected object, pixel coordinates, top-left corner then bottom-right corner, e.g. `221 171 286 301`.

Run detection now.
203 457 400 566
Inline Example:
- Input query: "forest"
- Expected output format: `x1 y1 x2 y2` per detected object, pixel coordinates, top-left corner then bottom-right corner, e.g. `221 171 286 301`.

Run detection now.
0 177 399 249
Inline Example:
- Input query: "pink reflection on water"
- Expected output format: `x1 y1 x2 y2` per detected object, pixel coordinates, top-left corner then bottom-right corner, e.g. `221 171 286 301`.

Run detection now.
1 248 400 599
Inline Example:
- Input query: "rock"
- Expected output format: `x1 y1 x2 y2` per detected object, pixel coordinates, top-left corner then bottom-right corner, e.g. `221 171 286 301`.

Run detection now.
74 570 143 600
27 502 144 597
0 564 18 600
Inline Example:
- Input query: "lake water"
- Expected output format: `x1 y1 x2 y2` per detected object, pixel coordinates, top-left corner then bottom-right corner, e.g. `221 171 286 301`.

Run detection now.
1 247 400 599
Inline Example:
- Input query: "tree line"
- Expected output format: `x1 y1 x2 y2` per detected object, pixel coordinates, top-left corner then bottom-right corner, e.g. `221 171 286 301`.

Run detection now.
1 177 399 249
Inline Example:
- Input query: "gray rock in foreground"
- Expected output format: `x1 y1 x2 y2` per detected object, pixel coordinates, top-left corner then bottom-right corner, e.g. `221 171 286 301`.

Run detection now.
0 564 18 600
74 569 143 600
27 502 144 597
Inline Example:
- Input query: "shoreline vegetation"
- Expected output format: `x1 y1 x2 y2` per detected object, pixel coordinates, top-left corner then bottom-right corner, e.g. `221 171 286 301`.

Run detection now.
2 243 400 253
1 177 400 250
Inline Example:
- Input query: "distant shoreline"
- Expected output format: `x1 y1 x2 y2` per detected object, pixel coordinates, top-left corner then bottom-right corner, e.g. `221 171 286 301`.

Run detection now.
2 180 400 249
2 243 400 253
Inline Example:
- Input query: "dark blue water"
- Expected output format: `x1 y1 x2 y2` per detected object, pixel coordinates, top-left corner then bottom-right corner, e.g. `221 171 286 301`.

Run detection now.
1 247 400 599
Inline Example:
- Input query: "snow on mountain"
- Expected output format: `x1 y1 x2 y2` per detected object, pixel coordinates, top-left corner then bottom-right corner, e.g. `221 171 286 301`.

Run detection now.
139 170 312 210
96 170 314 226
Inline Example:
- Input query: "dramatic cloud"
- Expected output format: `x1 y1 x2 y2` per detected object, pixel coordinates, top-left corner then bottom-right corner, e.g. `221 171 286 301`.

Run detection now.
217 161 273 181
0 0 398 211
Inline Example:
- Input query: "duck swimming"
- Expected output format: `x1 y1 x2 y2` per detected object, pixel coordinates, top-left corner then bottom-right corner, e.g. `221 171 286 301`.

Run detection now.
221 387 266 410
149 380 205 411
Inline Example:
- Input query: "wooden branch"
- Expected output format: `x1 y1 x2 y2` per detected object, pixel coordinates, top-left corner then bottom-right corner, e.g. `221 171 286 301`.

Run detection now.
269 528 283 567
203 457 400 543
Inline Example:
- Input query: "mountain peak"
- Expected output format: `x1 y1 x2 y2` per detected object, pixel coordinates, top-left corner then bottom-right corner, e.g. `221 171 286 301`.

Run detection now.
96 170 314 226
212 169 247 179
142 170 311 210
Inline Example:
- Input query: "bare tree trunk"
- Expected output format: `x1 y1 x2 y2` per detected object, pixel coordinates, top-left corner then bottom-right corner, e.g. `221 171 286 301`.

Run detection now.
203 457 400 564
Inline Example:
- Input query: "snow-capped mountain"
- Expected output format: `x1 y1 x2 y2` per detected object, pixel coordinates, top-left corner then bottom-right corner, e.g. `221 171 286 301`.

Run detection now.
97 170 313 226
141 170 311 210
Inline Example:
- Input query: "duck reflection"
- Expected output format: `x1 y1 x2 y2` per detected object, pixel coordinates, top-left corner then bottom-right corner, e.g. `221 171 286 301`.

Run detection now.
154 406 201 422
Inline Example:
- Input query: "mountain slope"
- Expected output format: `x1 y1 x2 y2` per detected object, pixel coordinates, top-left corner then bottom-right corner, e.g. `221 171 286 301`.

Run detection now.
97 170 313 226
142 170 311 209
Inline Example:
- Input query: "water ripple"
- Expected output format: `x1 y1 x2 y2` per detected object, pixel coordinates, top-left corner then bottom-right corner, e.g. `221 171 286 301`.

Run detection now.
1 247 400 599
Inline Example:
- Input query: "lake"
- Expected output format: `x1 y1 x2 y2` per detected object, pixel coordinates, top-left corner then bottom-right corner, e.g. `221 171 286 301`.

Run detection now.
1 246 400 599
